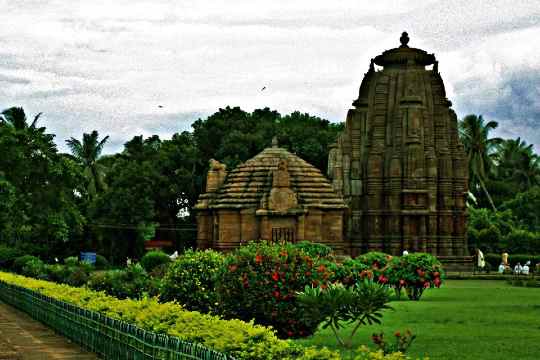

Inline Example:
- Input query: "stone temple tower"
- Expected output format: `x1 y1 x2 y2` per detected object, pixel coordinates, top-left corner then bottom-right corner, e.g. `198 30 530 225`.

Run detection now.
328 32 468 259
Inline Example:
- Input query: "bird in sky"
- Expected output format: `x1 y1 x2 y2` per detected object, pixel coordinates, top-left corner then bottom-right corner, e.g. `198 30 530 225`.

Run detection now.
158 105 163 108
261 86 266 91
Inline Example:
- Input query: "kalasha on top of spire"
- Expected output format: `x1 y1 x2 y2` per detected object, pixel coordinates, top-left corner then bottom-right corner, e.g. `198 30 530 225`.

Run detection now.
374 32 436 68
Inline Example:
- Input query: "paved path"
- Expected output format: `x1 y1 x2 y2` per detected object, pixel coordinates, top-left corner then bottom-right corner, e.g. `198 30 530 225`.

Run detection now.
0 301 98 360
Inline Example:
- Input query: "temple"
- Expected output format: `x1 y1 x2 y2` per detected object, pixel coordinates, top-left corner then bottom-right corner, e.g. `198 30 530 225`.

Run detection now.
194 138 347 252
327 32 469 259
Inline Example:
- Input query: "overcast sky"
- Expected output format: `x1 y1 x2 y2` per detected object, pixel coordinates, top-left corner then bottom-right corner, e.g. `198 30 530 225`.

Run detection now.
1 0 539 153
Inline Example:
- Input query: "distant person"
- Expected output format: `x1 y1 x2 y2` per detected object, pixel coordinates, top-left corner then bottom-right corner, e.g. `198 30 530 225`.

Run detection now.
501 251 509 267
476 248 485 272
522 261 530 275
498 263 505 274
514 262 522 275
402 249 409 256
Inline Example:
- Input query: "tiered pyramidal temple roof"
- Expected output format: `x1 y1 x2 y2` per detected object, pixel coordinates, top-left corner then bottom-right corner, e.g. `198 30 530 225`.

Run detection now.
196 143 346 210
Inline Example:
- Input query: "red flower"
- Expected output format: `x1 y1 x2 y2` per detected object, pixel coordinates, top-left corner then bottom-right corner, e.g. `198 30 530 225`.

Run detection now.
320 283 328 289
378 275 388 284
399 279 406 286
394 331 401 337
228 264 238 272
272 272 279 281
434 277 441 288
317 264 326 273
423 281 430 288
280 251 288 257
273 290 280 299
287 331 294 337
255 255 263 264
305 271 312 276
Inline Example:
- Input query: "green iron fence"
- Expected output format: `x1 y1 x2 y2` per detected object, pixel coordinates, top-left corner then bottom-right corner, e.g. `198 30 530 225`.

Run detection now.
0 280 235 360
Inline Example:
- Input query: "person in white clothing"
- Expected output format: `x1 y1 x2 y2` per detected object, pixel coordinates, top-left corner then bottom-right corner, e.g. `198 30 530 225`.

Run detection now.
514 262 522 274
402 250 409 256
498 263 505 274
476 248 485 272
522 261 530 275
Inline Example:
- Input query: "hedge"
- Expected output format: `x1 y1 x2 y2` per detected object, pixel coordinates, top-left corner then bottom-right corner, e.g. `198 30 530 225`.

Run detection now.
0 271 338 360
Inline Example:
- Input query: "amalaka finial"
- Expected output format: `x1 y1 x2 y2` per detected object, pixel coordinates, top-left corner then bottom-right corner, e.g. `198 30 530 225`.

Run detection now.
400 31 409 48
271 136 279 148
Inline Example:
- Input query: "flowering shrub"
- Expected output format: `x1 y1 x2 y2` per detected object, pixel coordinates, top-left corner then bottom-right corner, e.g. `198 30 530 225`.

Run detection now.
160 249 224 313
0 271 341 360
372 330 416 354
216 241 334 338
386 253 444 300
353 346 426 360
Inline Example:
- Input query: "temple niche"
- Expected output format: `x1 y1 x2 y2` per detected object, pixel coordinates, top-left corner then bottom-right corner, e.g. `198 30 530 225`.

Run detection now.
195 138 347 253
328 32 469 260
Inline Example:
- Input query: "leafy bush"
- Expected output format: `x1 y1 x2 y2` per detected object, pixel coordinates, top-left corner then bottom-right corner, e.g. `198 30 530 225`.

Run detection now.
13 255 40 273
0 245 22 269
64 256 79 267
140 250 171 272
293 241 333 259
160 249 224 313
22 258 46 279
87 264 157 299
44 264 71 283
0 271 341 360
216 241 334 338
95 254 110 270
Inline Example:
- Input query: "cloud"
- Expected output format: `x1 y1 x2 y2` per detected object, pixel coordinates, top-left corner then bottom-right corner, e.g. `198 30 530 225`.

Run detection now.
0 0 538 153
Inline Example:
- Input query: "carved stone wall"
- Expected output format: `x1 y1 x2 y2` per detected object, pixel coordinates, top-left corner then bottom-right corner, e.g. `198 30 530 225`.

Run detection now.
328 33 468 257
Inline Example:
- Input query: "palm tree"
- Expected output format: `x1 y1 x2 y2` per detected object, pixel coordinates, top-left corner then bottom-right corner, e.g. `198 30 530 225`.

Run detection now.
459 114 502 211
495 138 540 190
0 107 42 130
66 131 109 198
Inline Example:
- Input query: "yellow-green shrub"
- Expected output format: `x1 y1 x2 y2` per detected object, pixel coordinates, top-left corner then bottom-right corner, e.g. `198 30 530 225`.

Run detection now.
0 271 338 360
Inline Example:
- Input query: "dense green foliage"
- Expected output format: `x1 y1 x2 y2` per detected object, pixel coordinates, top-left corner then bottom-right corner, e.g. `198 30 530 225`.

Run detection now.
86 264 159 299
0 107 84 258
140 250 171 272
297 280 540 360
160 249 224 312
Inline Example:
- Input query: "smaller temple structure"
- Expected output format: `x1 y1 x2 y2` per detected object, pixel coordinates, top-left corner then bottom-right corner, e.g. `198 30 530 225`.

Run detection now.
194 138 347 252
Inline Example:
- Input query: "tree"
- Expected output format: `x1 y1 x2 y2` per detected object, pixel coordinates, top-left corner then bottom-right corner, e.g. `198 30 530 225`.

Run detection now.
459 114 502 210
66 130 109 198
0 107 84 257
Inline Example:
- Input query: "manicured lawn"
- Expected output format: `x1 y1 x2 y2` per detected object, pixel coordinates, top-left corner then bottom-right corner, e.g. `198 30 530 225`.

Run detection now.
295 280 540 359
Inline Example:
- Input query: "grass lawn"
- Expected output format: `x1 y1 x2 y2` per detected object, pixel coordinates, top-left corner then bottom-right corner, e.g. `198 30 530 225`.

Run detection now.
295 280 540 359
